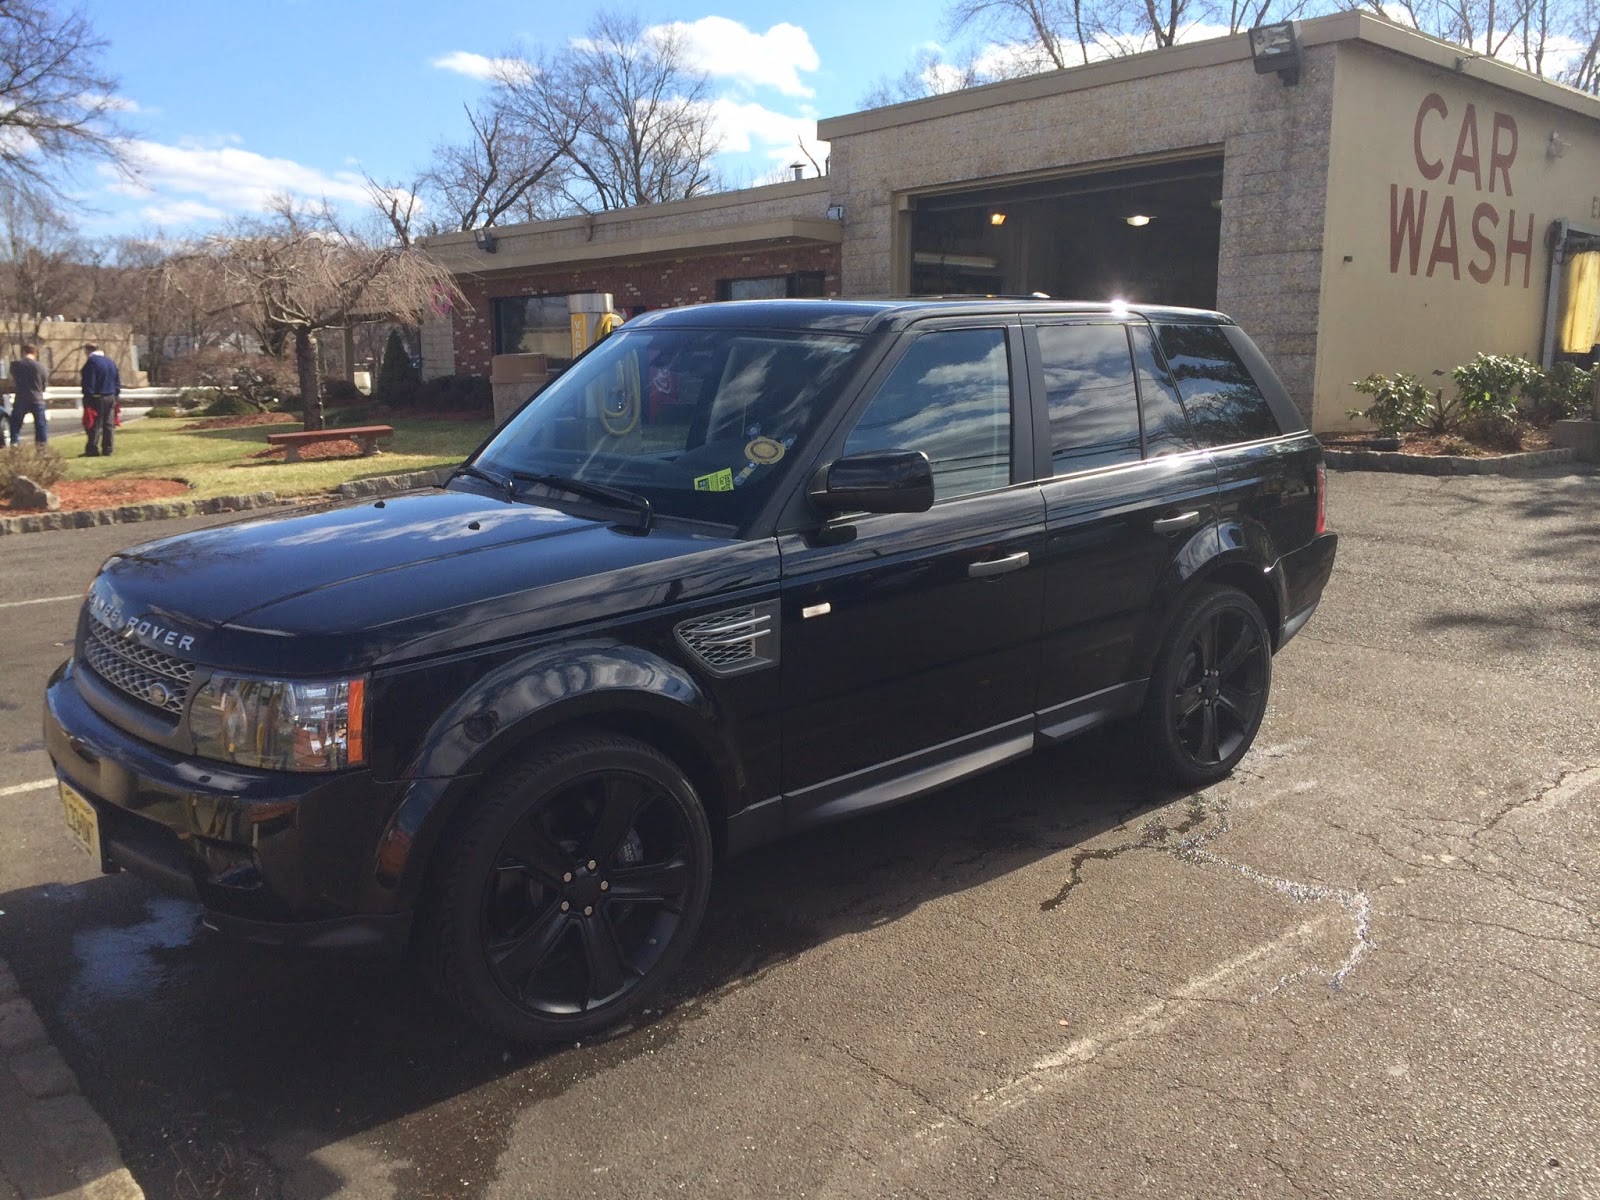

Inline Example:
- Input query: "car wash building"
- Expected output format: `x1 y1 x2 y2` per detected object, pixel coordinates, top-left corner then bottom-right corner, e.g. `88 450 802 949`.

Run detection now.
423 10 1600 431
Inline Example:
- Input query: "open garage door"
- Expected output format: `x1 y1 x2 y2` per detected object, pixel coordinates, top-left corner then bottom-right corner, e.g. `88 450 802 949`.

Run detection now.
908 155 1224 308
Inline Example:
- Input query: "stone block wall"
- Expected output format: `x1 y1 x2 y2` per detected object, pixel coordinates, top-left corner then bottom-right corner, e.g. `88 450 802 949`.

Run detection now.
822 44 1340 422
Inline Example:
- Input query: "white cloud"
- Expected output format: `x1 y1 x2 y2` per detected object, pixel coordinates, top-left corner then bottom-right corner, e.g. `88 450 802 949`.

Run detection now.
704 97 828 166
649 17 820 97
105 138 372 221
139 199 227 226
430 50 533 84
80 91 148 114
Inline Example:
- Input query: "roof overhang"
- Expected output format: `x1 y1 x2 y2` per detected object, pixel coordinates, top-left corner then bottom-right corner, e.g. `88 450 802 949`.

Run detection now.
816 11 1600 140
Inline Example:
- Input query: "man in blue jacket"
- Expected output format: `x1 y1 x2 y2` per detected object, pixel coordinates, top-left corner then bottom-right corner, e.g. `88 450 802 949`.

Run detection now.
81 343 121 457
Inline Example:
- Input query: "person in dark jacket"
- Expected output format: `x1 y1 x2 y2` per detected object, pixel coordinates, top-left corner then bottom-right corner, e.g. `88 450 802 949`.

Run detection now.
8 343 49 445
81 343 120 457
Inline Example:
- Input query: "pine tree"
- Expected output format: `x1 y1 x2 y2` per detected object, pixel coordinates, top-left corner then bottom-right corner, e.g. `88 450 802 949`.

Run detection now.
376 327 419 400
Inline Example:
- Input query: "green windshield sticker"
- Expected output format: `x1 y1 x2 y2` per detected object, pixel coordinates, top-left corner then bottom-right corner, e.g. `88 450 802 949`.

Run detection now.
693 468 735 493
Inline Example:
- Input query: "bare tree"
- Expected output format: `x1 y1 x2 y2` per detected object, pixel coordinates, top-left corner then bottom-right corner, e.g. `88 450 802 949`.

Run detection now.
421 98 578 229
205 199 462 431
860 46 993 106
507 11 721 212
0 191 95 330
0 1 129 203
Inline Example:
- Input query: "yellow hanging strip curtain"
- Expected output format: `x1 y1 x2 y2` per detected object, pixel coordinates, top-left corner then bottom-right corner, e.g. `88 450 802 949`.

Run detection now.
1558 250 1600 354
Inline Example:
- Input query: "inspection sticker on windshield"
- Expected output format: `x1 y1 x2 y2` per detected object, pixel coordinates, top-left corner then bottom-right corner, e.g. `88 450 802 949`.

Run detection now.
744 437 785 466
694 468 735 492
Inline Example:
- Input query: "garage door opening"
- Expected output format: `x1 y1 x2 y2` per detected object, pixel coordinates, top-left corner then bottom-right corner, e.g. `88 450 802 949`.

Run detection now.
908 156 1224 307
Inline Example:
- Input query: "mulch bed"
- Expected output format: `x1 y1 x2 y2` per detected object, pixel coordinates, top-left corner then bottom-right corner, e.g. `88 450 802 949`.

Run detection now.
1321 426 1556 457
180 414 295 431
248 439 367 462
1 477 192 513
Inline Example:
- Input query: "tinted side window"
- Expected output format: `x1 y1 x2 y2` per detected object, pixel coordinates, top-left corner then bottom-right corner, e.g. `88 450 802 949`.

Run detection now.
1155 323 1281 446
1129 324 1194 456
1036 324 1142 474
844 328 1011 500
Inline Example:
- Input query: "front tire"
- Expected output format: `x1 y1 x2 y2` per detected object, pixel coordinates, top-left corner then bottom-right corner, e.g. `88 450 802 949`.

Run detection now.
425 732 713 1043
1141 585 1273 788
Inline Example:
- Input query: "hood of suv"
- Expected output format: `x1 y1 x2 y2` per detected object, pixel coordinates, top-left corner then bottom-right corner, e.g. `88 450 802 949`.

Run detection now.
89 488 773 674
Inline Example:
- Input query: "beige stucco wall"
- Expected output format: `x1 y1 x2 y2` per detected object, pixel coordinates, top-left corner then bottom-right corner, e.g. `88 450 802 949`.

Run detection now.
820 37 1340 421
1315 41 1600 429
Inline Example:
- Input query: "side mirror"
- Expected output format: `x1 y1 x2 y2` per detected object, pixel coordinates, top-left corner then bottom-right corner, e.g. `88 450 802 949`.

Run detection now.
809 449 934 515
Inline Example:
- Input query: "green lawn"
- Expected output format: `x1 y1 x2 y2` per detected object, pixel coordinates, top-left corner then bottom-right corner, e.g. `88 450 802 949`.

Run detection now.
64 415 493 499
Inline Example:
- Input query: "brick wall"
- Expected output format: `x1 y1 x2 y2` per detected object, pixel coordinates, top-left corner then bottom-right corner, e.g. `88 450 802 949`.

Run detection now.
448 242 841 377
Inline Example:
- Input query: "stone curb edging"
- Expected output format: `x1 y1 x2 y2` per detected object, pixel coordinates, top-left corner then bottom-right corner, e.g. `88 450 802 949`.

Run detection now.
0 464 458 537
0 958 144 1200
1324 446 1578 475
0 492 279 537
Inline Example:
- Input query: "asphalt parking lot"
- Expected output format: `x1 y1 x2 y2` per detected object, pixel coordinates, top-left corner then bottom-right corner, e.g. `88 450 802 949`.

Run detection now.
1 466 1597 1200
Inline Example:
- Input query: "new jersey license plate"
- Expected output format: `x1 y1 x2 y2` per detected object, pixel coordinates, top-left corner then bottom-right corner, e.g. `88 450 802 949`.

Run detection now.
60 780 102 864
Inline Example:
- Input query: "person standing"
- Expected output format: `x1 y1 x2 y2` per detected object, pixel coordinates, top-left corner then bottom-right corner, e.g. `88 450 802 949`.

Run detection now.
8 343 49 445
80 342 120 457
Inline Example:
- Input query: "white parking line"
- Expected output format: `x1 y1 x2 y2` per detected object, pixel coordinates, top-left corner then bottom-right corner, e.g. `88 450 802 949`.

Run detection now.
0 778 57 798
0 594 80 610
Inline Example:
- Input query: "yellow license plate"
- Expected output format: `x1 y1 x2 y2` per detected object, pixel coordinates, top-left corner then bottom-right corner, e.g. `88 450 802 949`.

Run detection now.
60 781 102 863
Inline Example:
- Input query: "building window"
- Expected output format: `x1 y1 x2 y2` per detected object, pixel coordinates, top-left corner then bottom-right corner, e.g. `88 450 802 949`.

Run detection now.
493 295 570 355
716 271 827 301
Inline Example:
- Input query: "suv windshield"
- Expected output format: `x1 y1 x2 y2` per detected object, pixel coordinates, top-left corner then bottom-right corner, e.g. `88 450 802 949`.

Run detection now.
471 326 865 527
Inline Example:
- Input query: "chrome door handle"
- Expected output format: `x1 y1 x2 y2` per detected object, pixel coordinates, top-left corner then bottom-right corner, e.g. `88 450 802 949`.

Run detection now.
1152 511 1201 533
968 551 1030 579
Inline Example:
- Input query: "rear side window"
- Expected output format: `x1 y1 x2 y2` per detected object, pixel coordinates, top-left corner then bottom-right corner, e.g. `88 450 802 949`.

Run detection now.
1035 324 1142 474
1129 325 1194 456
844 327 1011 500
1155 323 1281 446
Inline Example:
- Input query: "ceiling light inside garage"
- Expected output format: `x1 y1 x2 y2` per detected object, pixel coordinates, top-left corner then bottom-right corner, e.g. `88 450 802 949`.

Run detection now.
1125 214 1153 227
989 212 1007 226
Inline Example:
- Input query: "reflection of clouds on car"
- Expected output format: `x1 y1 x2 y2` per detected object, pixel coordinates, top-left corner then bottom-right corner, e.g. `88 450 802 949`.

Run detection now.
845 329 1010 499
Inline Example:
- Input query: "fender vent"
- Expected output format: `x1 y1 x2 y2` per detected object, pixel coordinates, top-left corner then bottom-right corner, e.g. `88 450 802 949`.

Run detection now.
675 601 779 676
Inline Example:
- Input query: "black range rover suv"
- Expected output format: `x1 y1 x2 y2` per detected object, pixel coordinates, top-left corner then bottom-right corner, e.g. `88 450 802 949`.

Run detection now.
44 299 1336 1041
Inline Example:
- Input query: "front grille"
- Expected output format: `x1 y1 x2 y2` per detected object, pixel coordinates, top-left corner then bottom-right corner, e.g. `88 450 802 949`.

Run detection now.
83 616 194 715
675 602 779 676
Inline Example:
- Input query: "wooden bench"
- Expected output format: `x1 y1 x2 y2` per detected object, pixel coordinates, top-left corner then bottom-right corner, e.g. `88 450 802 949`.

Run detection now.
266 424 394 463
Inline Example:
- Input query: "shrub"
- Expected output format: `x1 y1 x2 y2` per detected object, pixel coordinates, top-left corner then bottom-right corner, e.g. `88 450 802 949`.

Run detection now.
321 377 365 406
1 443 67 490
376 328 420 400
164 349 299 408
1521 361 1595 424
1453 353 1539 422
144 405 183 418
1349 373 1434 437
200 393 258 418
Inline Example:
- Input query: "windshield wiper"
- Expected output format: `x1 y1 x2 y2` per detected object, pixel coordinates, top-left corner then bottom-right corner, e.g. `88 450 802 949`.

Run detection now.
449 463 513 499
509 471 653 533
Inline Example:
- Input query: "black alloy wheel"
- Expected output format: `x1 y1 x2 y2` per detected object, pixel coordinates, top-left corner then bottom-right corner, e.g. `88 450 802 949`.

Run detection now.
427 733 713 1042
1142 586 1272 787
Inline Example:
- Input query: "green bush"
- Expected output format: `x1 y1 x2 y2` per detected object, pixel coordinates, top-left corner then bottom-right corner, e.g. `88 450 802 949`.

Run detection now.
200 394 258 418
144 405 182 419
1349 373 1434 437
166 350 299 408
1521 361 1595 423
376 329 420 400
320 377 366 406
1 442 67 490
1453 353 1539 424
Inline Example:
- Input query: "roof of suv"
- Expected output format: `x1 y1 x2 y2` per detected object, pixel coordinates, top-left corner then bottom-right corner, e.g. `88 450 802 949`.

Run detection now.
627 298 1234 335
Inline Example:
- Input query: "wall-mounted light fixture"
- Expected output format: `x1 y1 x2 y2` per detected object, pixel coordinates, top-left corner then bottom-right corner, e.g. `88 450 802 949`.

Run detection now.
473 227 498 253
989 212 1007 226
1125 214 1153 227
1249 20 1303 85
825 203 845 221
1548 131 1569 159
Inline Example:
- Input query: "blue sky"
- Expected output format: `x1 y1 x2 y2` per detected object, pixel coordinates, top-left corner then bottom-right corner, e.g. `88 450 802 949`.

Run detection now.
75 0 953 237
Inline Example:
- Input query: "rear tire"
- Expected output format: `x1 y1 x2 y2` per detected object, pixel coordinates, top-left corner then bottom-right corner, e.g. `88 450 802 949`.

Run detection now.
1140 585 1272 788
424 732 713 1043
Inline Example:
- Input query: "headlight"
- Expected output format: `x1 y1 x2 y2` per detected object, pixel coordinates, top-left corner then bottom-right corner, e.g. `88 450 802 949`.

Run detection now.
189 674 366 772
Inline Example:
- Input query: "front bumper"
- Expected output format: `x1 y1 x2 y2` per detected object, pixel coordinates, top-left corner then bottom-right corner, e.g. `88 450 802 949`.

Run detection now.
44 658 412 955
